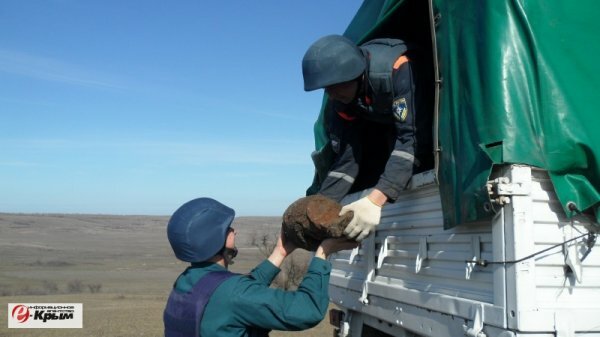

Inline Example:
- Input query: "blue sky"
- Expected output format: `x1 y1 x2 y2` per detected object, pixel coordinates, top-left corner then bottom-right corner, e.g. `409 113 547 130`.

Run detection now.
0 1 363 216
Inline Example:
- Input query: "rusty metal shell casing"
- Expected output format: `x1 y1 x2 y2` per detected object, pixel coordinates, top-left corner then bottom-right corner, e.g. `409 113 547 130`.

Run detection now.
282 195 353 251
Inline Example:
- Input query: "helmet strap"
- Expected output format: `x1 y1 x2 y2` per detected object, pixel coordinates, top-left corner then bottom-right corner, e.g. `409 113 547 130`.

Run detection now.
220 246 238 266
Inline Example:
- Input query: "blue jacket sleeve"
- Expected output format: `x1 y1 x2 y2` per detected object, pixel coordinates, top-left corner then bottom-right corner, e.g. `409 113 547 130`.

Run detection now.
375 62 418 200
318 107 363 202
230 257 332 331
248 259 281 285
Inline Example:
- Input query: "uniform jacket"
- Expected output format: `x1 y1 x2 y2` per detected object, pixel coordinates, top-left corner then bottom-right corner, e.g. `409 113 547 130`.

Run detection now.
171 257 331 337
318 40 432 202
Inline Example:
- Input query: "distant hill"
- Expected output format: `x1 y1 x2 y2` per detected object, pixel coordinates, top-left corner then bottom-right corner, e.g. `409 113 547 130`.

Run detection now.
0 213 281 250
232 216 282 247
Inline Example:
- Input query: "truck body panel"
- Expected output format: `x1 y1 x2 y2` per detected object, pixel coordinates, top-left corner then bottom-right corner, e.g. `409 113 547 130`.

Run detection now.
330 166 600 336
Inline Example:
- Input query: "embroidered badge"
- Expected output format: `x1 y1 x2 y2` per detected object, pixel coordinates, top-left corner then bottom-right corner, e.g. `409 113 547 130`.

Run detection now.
393 97 408 122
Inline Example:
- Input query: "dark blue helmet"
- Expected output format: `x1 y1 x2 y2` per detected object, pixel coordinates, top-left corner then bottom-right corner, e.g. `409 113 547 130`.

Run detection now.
302 34 366 91
167 197 235 262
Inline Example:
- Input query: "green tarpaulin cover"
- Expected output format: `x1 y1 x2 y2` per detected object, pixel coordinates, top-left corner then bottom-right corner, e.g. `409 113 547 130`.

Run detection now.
312 0 600 227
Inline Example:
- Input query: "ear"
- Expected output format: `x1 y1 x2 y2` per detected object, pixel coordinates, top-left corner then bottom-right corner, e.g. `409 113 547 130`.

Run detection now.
225 228 236 247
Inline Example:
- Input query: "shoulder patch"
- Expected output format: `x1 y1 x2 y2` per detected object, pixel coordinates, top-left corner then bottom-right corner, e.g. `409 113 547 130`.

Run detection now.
393 97 408 122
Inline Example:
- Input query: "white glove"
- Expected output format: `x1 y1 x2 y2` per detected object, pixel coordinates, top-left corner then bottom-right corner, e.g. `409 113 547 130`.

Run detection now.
340 196 382 241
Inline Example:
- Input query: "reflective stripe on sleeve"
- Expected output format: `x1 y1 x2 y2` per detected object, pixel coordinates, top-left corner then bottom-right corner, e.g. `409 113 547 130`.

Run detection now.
393 55 409 70
328 171 355 184
391 150 421 166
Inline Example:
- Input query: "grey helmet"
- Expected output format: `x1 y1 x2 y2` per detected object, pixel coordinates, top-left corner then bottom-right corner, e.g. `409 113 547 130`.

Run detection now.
302 35 366 91
167 197 235 262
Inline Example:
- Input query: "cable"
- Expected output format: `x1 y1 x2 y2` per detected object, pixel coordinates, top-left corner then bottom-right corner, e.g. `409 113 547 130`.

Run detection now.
467 201 598 267
465 232 595 267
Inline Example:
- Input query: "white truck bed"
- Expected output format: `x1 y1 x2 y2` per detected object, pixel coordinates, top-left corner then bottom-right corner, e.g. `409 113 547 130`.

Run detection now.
329 165 600 337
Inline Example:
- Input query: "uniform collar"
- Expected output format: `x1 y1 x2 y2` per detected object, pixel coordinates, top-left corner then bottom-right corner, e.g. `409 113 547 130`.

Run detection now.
189 261 226 271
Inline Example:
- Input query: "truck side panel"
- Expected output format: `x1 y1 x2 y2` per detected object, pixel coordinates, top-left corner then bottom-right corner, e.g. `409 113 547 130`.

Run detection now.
329 166 600 336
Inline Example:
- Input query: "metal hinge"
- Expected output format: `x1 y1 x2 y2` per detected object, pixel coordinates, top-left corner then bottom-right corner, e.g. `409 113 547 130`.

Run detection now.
377 236 390 269
486 177 530 206
465 236 482 280
416 237 428 273
359 236 376 305
378 236 429 274
463 304 487 337
348 246 360 264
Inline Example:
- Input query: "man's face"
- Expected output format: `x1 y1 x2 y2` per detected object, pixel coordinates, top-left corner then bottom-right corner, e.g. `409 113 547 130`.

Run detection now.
325 80 359 104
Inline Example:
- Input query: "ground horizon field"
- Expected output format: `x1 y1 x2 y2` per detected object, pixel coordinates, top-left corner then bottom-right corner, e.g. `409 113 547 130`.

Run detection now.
0 213 332 337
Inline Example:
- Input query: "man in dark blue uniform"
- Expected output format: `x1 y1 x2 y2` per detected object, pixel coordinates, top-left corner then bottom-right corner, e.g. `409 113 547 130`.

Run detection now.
302 35 433 241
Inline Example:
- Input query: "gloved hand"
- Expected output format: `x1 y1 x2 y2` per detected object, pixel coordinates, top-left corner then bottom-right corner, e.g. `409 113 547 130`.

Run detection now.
340 196 382 241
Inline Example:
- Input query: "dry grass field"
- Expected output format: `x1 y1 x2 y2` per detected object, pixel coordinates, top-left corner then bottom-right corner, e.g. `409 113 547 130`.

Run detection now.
0 213 333 337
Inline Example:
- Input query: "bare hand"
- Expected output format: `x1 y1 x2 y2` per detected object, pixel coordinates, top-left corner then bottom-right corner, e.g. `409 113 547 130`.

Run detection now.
276 228 297 258
269 228 297 267
316 237 359 260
